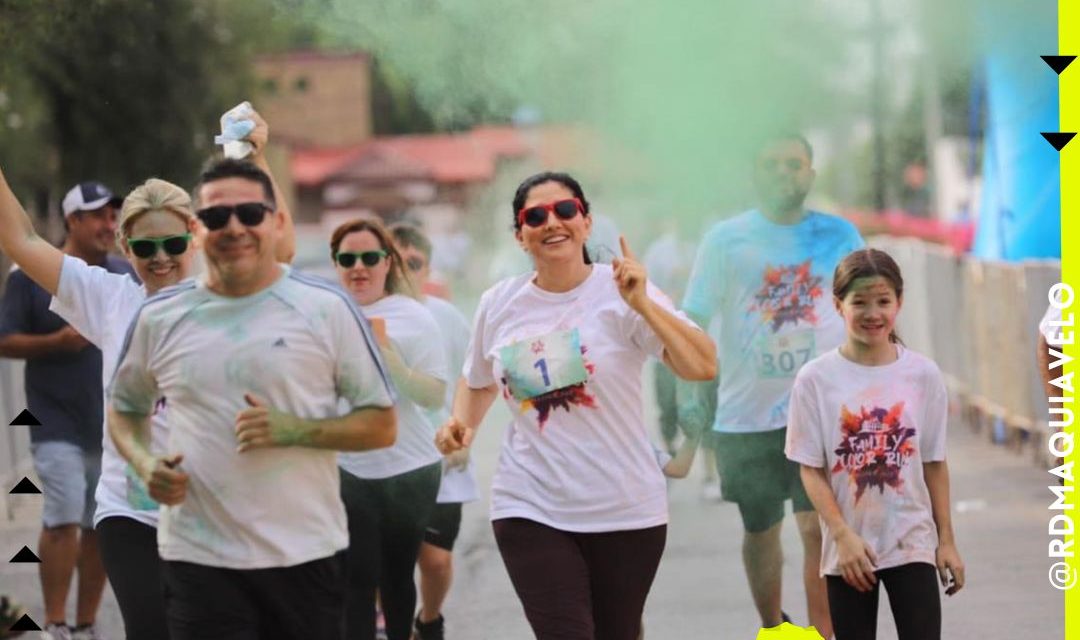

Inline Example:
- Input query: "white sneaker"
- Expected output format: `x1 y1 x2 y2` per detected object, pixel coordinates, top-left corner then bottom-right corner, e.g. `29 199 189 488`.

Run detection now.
39 623 71 640
69 625 103 640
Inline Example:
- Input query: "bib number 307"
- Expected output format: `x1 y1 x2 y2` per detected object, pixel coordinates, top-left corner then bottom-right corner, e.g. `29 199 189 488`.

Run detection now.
499 328 589 401
755 330 815 379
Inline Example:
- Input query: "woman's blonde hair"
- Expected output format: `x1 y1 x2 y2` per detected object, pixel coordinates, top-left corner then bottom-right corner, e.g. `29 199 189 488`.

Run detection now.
117 178 194 241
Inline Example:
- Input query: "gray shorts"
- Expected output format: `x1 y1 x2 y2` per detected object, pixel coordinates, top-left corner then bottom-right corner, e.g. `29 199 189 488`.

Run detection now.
31 441 100 529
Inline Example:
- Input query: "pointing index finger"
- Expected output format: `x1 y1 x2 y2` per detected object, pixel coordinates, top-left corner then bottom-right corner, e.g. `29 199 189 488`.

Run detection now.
618 235 636 261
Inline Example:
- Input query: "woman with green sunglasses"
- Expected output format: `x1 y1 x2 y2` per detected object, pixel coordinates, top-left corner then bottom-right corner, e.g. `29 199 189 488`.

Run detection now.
329 217 449 640
0 107 294 640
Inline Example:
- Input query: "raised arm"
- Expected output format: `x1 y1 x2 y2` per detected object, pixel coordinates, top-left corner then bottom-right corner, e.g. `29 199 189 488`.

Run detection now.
0 166 64 294
613 236 717 381
244 109 295 264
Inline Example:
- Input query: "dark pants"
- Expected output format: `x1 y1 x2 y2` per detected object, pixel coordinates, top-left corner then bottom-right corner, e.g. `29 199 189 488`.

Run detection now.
492 518 667 640
339 463 442 640
161 552 347 640
826 562 942 640
97 516 170 640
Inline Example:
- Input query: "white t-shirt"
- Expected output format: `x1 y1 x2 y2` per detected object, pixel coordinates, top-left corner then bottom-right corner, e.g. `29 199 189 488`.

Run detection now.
110 268 395 569
464 264 698 532
423 295 479 504
338 294 447 479
785 346 948 576
50 255 169 527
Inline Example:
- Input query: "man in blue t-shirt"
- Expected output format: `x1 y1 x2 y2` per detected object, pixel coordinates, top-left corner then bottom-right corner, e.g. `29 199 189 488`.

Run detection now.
681 134 863 637
0 181 135 640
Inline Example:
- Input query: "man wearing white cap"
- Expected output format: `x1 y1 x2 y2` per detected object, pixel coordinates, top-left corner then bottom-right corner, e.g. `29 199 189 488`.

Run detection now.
0 181 134 640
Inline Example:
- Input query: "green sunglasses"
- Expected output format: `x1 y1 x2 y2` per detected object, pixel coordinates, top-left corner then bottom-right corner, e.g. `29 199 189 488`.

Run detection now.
335 250 388 268
126 233 192 259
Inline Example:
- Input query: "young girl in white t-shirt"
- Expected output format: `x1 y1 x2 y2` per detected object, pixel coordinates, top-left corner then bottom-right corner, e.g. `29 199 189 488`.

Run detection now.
785 248 964 640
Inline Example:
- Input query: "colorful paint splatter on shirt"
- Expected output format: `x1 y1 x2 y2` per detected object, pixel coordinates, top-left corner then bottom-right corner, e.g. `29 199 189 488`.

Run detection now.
502 345 597 428
832 402 916 502
749 260 824 332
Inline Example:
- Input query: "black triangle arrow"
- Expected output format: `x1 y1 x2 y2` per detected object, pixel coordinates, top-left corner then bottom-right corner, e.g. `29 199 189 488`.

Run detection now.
9 613 42 631
9 546 40 563
8 409 40 426
9 477 40 494
1042 55 1076 75
1042 132 1076 151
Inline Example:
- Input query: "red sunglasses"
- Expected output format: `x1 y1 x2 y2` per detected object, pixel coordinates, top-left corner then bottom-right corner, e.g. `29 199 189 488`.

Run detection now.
517 198 585 228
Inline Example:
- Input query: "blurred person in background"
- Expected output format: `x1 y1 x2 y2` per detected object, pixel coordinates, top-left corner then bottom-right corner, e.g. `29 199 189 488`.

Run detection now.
680 132 864 636
0 178 134 640
390 223 475 640
331 219 447 640
643 224 720 501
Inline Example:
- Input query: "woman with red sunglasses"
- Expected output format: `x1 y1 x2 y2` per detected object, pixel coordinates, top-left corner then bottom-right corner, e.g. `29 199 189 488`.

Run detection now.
435 171 716 639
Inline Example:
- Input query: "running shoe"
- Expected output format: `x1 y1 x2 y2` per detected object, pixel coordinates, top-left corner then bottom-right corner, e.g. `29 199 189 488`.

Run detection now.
413 613 444 640
38 623 71 640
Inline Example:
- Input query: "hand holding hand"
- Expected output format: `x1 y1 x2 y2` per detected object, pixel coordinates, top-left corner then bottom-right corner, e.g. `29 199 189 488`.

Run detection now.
435 416 473 454
445 447 470 470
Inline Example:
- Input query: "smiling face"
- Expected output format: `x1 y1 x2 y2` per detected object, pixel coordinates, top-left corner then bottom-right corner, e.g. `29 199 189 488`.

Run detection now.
835 275 902 350
67 206 118 255
123 210 197 294
514 180 591 266
197 177 281 290
335 230 391 306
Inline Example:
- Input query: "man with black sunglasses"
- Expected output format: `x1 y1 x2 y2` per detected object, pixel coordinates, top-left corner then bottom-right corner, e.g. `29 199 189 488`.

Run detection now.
680 133 864 637
0 179 134 640
109 158 399 640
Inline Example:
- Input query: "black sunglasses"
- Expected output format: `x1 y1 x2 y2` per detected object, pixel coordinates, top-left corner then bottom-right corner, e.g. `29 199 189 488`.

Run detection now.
126 234 192 259
196 202 271 231
335 250 388 268
406 256 426 272
517 198 584 228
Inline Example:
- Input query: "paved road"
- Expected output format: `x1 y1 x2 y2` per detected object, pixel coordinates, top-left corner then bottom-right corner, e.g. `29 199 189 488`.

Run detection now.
0 389 1064 639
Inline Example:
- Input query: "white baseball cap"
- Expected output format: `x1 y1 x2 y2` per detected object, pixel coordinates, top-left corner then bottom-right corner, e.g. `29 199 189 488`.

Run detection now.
62 181 123 217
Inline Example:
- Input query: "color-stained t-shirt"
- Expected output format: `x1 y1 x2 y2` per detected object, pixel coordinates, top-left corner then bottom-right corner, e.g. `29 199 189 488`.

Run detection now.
682 209 863 433
785 346 948 576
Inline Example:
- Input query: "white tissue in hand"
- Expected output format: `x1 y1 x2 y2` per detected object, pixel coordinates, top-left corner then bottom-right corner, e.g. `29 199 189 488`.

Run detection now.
215 101 256 159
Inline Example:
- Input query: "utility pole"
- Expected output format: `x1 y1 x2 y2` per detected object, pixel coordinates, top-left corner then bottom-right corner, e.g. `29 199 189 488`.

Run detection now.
871 0 887 212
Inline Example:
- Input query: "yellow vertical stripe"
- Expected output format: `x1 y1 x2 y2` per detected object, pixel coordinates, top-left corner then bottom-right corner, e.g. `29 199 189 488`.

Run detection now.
1060 2 1078 639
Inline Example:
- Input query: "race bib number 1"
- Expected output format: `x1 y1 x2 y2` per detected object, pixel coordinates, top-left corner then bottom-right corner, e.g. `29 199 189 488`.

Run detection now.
754 330 816 379
499 329 589 401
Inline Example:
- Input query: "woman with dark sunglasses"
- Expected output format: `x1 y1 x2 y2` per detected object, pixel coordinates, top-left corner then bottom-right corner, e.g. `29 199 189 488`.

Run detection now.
0 108 293 640
329 218 448 640
434 171 716 640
